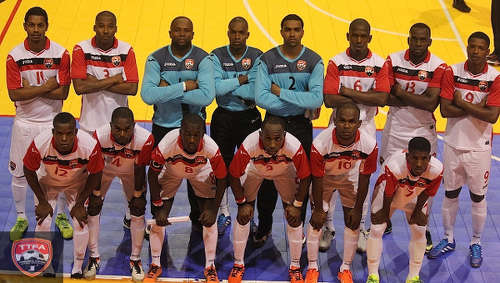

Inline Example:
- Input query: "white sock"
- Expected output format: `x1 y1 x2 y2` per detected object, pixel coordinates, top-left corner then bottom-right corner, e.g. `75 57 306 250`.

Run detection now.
233 221 250 265
124 197 131 220
306 224 321 270
87 215 100 258
340 227 359 272
471 199 487 245
326 191 337 231
367 223 386 277
287 223 303 268
130 215 145 261
72 217 89 274
150 224 165 266
56 193 66 215
442 196 459 242
408 224 426 280
219 190 230 216
11 176 27 219
203 223 217 268
360 196 369 231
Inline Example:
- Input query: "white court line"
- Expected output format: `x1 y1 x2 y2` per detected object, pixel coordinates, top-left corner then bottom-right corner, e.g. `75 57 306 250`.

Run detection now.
304 0 458 42
437 0 468 57
243 0 278 46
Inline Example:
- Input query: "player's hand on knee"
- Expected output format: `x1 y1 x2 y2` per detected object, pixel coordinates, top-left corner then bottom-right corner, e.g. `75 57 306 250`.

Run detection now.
285 205 302 227
199 208 217 227
70 204 88 228
346 208 362 230
35 200 53 225
154 206 170 227
309 209 327 230
409 210 427 226
87 193 104 216
237 203 254 225
129 194 147 217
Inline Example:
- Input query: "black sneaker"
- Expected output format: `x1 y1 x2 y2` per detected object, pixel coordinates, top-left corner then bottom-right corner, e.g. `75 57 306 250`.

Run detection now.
425 230 433 254
384 221 392 235
71 272 83 279
453 0 471 12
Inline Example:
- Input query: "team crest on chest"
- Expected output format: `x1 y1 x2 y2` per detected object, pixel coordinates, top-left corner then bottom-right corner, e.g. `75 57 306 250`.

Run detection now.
194 156 207 164
364 66 374 77
417 70 428 81
296 60 307 71
123 148 134 158
478 81 488 91
43 58 53 69
111 56 121 67
241 58 251 70
69 159 78 168
185 59 194 70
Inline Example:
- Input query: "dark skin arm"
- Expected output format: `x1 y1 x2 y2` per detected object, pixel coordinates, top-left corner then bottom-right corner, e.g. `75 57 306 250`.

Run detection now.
72 73 123 95
409 193 430 226
392 84 440 112
199 176 227 226
285 176 311 227
324 93 353 108
133 164 147 196
24 166 53 225
340 86 388 106
310 176 327 230
107 81 138 95
229 174 254 225
440 95 467 118
8 77 59 101
147 168 162 203
386 92 407 106
72 171 102 228
345 173 371 230
453 91 500 123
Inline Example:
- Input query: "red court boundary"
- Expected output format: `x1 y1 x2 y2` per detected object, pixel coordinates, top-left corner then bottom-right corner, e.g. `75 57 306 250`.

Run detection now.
0 0 22 46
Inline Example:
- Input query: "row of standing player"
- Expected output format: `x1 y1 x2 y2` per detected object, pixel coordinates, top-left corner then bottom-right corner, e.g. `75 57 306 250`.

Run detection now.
6 5 500 283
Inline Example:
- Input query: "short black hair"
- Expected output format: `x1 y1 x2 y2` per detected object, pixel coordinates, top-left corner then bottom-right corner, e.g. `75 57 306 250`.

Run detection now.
281 14 303 29
262 114 286 131
181 113 204 130
111 107 134 123
336 102 360 120
468 31 490 48
229 16 248 29
53 112 76 128
25 7 48 25
408 137 431 154
410 23 431 38
95 11 116 24
171 16 193 30
349 18 370 33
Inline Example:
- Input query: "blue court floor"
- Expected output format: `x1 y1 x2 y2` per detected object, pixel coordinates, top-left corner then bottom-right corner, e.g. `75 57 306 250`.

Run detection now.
0 117 499 282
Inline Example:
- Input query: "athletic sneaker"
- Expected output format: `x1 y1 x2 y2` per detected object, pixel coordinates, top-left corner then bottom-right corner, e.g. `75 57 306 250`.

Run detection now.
144 264 161 282
288 267 304 283
357 229 369 253
305 268 319 283
83 256 100 280
228 264 245 283
319 227 335 252
10 217 28 241
55 213 73 239
217 214 231 236
71 272 83 279
144 222 152 241
428 238 456 259
425 230 433 254
204 265 219 283
130 260 145 282
406 275 423 283
366 274 380 283
338 269 354 283
469 243 483 268
123 216 131 230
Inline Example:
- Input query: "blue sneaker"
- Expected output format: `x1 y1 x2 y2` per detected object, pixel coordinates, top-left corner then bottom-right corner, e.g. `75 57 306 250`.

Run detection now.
428 238 455 259
217 214 231 236
469 243 483 268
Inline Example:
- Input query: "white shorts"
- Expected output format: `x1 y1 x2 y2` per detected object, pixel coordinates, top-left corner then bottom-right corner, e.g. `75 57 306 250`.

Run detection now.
321 173 359 210
241 165 298 204
443 144 491 196
159 163 216 199
9 118 52 177
36 179 87 211
100 172 137 201
380 124 437 163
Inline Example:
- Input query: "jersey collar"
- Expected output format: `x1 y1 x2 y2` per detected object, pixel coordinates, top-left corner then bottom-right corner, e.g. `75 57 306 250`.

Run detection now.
226 45 249 63
51 136 79 155
176 135 204 153
24 37 50 55
346 48 372 63
331 128 360 147
168 45 194 62
276 45 306 63
91 36 118 52
404 49 431 66
464 60 488 76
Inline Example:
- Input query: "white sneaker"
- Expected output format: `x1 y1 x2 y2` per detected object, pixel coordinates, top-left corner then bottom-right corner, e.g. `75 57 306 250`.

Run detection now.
319 227 335 252
357 229 369 253
83 256 100 280
130 259 145 282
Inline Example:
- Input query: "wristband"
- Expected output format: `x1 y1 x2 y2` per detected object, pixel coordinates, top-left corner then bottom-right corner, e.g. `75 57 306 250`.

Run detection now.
182 82 186 92
292 200 303 208
152 199 163 207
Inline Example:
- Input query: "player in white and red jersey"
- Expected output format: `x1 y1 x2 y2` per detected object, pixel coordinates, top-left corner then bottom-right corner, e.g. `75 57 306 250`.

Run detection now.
22 112 104 278
428 32 500 268
147 114 227 283
366 137 443 283
306 103 377 283
6 7 71 241
322 18 390 253
81 107 154 281
381 23 447 164
71 11 139 134
226 115 310 283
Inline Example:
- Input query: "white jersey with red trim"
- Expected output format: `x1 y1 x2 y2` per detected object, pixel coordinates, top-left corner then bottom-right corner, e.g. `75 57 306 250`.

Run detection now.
6 38 70 123
23 130 104 187
385 50 446 131
441 62 500 151
94 123 154 176
378 150 442 203
150 129 227 180
323 48 390 124
71 37 139 132
229 130 310 180
310 126 378 181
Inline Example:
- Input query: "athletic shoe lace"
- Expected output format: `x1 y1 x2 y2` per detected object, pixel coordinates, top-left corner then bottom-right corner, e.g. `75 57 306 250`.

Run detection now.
471 244 482 257
231 265 244 277
206 267 217 280
290 268 302 281
147 265 160 277
131 260 142 274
